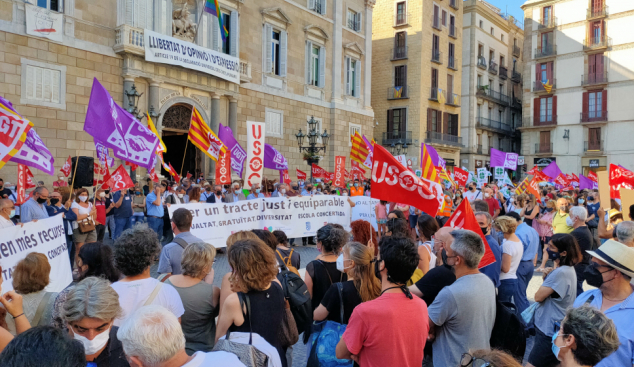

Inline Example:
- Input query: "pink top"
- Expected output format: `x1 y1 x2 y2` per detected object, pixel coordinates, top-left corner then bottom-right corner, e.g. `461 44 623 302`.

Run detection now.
376 203 387 219
535 211 555 238
53 181 68 187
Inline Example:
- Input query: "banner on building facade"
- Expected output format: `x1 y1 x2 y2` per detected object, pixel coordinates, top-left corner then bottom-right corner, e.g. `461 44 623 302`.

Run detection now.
168 196 351 247
350 196 379 231
25 4 64 42
144 29 240 84
0 216 72 293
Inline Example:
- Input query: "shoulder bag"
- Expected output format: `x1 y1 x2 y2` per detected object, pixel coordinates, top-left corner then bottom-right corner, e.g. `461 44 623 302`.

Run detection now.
77 204 95 233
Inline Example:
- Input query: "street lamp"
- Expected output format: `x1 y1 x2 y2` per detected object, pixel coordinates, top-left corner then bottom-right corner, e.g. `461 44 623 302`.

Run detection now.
148 105 161 120
295 116 329 182
390 140 407 155
125 83 145 120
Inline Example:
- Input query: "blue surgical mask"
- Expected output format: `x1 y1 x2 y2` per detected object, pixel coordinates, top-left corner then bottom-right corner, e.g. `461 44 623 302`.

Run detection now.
255 189 261 194
551 331 563 361
9 210 15 218
578 199 585 204
547 248 560 261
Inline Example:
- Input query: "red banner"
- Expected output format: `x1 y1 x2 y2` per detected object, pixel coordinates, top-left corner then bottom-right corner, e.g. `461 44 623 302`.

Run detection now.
186 172 192 180
453 167 469 188
587 170 598 183
16 164 27 205
334 156 346 187
527 166 540 176
24 166 35 189
149 168 159 183
554 173 570 187
280 169 291 184
296 169 307 180
351 166 366 180
609 164 634 199
215 150 232 185
571 173 579 183
311 163 327 179
371 144 441 216
444 199 496 269
325 172 335 182
106 165 135 192
60 156 72 177
125 161 139 171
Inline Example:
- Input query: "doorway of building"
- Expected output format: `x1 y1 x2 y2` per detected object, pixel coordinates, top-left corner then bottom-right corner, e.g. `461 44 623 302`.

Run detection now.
161 104 202 180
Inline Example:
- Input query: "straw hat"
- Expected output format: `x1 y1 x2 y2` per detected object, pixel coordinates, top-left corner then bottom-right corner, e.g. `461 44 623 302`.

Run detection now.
587 239 634 278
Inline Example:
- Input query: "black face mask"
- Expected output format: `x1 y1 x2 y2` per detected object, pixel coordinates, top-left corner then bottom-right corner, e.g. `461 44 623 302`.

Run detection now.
470 187 475 191
216 190 222 196
36 197 47 204
292 186 298 190
49 198 59 206
480 226 489 236
206 187 212 192
545 207 554 212
105 190 110 195
374 259 382 279
584 265 616 288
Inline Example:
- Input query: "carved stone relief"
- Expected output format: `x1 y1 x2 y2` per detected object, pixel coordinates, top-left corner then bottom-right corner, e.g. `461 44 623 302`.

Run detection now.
172 0 198 42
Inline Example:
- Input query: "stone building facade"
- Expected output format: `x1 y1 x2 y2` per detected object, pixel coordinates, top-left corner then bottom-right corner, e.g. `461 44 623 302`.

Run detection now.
460 0 524 174
0 0 376 185
372 0 463 171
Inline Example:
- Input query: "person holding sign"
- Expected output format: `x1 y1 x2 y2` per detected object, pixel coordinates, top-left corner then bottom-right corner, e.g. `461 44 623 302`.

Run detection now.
71 189 97 266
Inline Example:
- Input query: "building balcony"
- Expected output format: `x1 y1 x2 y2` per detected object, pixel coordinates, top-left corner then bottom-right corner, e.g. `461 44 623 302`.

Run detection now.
449 0 459 10
587 5 608 20
425 131 463 147
476 86 510 105
499 65 508 80
476 144 483 154
394 12 410 27
535 45 557 59
477 56 487 70
488 61 498 75
446 93 460 106
511 70 522 84
432 50 442 64
448 56 458 70
382 131 412 146
476 117 513 135
511 97 522 110
387 86 409 100
538 16 557 30
584 36 611 51
449 24 458 39
429 87 445 102
580 111 608 123
524 116 557 127
535 143 553 154
239 61 252 82
391 46 408 60
432 17 441 30
584 140 604 154
581 71 608 87
533 79 556 93
513 45 521 57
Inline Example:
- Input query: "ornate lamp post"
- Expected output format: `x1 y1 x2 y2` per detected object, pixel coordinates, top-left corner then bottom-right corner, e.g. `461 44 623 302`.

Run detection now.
124 83 145 120
388 140 409 156
295 116 329 182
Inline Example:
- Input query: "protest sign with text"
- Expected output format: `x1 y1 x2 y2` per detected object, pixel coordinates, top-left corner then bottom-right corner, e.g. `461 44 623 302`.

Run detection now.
215 150 232 185
350 196 379 231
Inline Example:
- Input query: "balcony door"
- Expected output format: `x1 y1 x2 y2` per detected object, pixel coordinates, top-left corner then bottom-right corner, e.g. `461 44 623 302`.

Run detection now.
588 53 604 83
541 32 553 51
388 108 406 139
540 131 550 152
542 6 552 24
589 127 601 151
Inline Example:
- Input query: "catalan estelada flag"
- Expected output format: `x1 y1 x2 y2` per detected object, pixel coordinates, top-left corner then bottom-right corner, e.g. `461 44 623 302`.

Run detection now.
188 107 226 161
350 131 370 166
420 144 440 184
147 113 166 154
204 0 228 42
541 79 553 94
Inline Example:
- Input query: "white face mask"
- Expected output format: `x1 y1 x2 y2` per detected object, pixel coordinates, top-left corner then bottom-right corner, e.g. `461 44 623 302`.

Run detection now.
566 216 575 227
342 193 348 196
58 177 64 180
177 193 184 198
484 193 490 198
280 189 286 195
74 328 110 355
336 254 351 272
79 196 88 202
99 192 106 198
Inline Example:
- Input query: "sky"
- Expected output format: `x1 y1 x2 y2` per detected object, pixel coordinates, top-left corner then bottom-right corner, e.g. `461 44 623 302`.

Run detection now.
480 0 527 27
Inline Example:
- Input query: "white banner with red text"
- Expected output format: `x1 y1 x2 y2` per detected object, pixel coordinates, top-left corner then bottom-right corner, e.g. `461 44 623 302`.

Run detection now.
168 195 351 247
0 216 72 293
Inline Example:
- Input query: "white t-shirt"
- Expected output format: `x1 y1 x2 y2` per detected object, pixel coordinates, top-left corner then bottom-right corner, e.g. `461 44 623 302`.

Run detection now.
0 216 15 229
463 189 482 202
111 278 185 326
182 351 246 367
70 202 92 230
500 239 523 280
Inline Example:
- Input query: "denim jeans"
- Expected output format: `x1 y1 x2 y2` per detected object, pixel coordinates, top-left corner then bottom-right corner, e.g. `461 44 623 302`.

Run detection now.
147 217 164 242
113 217 132 240
106 215 116 239
515 260 534 314
499 278 518 306
131 214 146 227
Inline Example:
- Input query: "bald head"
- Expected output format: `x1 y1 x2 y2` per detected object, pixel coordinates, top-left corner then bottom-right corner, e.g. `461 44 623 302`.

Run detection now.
0 198 15 220
434 226 454 252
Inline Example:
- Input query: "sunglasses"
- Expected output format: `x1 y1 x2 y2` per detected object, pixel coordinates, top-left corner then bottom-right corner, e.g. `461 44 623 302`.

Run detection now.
460 353 491 367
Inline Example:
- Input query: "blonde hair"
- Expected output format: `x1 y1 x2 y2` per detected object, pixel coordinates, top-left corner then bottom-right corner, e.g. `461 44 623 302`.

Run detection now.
494 216 518 235
226 231 259 251
546 199 556 209
344 242 381 302
181 242 216 279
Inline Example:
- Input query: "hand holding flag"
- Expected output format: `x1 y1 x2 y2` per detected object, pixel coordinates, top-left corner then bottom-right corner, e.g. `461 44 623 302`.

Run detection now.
444 199 496 269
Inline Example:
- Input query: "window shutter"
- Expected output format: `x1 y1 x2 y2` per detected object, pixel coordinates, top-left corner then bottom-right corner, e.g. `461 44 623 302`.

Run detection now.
553 96 558 122
305 41 312 84
402 109 407 132
345 57 351 95
35 67 43 100
264 24 272 74
51 70 60 103
582 92 589 114
230 11 239 57
602 89 607 113
125 0 133 26
547 62 553 83
355 62 361 97
387 109 393 133
26 66 34 99
427 108 432 131
597 53 604 81
443 112 449 134
534 98 540 124
403 65 407 96
321 0 326 16
213 16 220 51
393 33 398 54
319 46 326 88
135 0 146 28
308 0 315 10
280 30 288 77
357 12 362 32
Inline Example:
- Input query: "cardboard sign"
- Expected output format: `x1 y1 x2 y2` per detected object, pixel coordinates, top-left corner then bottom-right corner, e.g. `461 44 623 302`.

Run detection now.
598 171 610 209
619 188 634 219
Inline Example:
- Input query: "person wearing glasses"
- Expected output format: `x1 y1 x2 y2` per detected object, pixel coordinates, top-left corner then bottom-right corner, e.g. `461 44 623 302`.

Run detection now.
459 349 522 367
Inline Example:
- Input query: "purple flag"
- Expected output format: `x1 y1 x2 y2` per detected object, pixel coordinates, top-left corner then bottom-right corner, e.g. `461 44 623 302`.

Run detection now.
264 144 288 171
542 161 562 179
420 143 446 169
218 123 246 177
1 96 55 175
579 174 598 190
489 148 518 170
95 141 115 168
84 78 159 170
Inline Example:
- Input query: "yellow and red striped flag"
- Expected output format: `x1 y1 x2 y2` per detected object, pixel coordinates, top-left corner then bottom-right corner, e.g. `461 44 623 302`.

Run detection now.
439 167 457 188
515 177 529 195
350 131 369 166
188 107 226 161
147 113 166 154
421 144 440 184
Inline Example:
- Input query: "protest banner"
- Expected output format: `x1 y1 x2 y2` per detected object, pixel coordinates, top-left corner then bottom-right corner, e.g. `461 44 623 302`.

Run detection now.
350 196 379 231
311 164 327 179
215 150 232 185
453 167 468 188
334 156 346 187
25 4 63 42
490 148 518 170
168 196 351 247
494 167 505 180
244 121 265 189
280 169 291 184
219 123 246 177
0 216 72 293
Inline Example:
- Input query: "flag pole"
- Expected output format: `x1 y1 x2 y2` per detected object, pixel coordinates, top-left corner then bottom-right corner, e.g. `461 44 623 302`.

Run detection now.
180 107 195 178
70 156 80 199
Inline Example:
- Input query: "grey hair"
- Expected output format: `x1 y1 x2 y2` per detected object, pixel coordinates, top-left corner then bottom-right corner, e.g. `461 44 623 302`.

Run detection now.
63 277 122 324
114 225 161 276
474 211 493 225
449 229 484 269
616 221 634 244
33 186 48 195
117 305 185 367
562 305 620 366
570 206 588 222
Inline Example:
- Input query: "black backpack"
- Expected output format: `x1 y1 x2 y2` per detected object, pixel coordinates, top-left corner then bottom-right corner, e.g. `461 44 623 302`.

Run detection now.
277 267 312 335
490 301 527 360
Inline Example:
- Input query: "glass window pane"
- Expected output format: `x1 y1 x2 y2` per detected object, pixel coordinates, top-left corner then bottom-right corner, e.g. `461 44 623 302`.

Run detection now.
37 0 47 8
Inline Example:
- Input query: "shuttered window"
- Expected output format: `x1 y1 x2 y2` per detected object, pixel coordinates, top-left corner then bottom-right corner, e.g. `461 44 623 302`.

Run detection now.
26 65 61 104
265 109 283 137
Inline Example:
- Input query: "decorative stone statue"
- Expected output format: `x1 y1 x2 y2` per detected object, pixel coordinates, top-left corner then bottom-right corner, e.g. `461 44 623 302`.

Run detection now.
172 2 197 42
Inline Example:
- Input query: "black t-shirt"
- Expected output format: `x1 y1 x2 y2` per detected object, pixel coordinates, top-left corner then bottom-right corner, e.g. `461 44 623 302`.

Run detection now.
414 264 456 306
105 197 113 217
306 260 347 311
571 226 593 264
0 188 12 199
320 281 362 324
93 326 129 367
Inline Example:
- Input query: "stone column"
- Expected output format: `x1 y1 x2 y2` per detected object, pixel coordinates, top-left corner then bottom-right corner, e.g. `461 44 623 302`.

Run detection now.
331 0 343 103
207 93 221 178
363 0 374 109
229 97 238 138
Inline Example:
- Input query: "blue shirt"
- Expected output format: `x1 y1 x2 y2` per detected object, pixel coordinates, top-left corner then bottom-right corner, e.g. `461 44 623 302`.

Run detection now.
145 192 163 217
20 198 49 223
112 191 133 218
587 202 600 218
574 288 634 367
247 193 265 200
516 222 540 261
200 190 213 201
479 234 502 288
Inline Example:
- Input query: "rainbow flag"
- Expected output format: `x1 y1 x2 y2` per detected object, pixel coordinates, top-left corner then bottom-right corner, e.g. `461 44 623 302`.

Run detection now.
204 0 228 42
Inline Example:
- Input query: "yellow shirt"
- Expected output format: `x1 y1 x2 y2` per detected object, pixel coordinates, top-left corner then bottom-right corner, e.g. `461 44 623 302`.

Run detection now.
552 212 573 234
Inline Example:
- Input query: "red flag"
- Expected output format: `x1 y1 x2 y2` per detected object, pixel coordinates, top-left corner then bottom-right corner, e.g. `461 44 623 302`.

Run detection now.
554 173 570 187
371 144 442 216
186 172 193 180
609 164 634 199
296 169 307 180
334 156 346 187
533 170 550 183
527 177 542 200
571 173 580 183
444 199 496 269
587 170 598 183
100 163 112 190
280 169 291 184
149 168 159 183
24 166 35 189
311 163 327 179
453 167 469 188
16 164 28 205
167 163 178 179
215 150 232 185
527 166 539 176
324 172 335 182
125 161 139 171
60 156 72 177
106 165 135 192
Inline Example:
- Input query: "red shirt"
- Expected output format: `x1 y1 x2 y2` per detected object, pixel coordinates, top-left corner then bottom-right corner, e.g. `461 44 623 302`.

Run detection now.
94 199 106 225
484 197 500 217
343 292 429 367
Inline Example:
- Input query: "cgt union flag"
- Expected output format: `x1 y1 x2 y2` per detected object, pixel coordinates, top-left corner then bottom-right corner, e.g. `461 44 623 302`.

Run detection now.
106 165 135 192
444 199 496 269
371 144 442 216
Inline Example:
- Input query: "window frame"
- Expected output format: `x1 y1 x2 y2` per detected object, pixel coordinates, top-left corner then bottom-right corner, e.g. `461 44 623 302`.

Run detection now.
265 107 284 138
20 58 67 109
271 30 281 75
539 96 553 123
310 45 320 86
37 0 63 12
